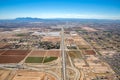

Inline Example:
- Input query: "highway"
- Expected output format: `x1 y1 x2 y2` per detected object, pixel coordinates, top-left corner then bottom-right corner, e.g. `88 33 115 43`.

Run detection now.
61 27 67 80
61 27 81 80
66 52 80 80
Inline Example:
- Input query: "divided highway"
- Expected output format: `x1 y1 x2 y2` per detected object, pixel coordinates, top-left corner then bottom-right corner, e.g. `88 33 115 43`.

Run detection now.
61 27 67 80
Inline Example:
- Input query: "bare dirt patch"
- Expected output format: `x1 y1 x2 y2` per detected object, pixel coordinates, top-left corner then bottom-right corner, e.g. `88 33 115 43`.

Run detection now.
82 27 98 32
46 50 60 57
84 50 96 55
0 70 11 80
12 70 56 80
29 50 46 57
41 36 60 42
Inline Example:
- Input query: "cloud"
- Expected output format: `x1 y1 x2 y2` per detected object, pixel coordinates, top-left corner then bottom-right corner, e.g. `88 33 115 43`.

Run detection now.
37 13 120 19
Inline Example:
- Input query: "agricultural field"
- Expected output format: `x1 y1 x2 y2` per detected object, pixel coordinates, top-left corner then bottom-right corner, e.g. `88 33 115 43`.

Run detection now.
46 50 60 57
26 50 59 63
0 50 6 55
25 57 58 63
29 50 60 57
0 50 31 63
29 50 46 57
1 50 30 55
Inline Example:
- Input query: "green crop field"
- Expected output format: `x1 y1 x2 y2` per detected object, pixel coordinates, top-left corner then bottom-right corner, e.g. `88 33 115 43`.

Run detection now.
44 57 58 63
25 57 43 63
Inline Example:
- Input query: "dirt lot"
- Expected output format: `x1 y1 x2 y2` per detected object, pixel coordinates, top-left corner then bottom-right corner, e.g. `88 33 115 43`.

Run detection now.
41 36 60 42
0 70 11 80
72 36 88 45
12 70 56 80
81 27 97 32
46 50 60 57
29 50 46 57
65 37 74 44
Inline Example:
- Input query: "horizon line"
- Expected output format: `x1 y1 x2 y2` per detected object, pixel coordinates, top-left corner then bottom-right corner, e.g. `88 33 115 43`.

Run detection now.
0 17 120 20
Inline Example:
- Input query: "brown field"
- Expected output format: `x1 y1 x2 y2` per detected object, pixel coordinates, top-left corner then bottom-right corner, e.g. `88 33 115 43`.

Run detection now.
76 41 87 45
84 50 96 55
29 50 60 57
65 38 74 45
1 50 31 55
47 50 60 57
0 44 14 49
41 36 60 42
0 50 31 63
81 27 98 32
12 70 56 80
0 55 26 63
72 36 88 45
0 50 5 55
0 70 11 80
29 50 46 57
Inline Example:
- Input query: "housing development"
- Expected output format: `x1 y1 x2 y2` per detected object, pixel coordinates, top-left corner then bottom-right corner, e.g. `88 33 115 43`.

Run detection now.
0 18 120 80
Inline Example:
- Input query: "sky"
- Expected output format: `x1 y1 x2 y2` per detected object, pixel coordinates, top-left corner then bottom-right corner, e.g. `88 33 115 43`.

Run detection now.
0 0 120 19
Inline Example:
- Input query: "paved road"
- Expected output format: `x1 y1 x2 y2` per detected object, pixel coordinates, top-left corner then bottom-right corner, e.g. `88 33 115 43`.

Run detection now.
66 52 80 80
61 27 67 80
64 30 80 80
